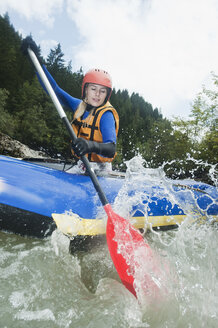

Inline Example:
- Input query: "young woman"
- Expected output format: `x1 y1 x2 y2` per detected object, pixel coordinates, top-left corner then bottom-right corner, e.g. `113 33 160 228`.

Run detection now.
21 37 119 173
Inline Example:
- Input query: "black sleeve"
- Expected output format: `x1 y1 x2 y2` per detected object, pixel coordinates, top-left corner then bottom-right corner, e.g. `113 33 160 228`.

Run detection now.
92 142 116 158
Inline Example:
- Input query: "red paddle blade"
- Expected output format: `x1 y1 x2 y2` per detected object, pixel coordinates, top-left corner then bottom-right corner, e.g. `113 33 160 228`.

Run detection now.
104 204 164 300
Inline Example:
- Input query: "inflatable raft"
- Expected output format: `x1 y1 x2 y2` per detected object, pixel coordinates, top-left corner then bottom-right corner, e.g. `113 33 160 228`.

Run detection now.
0 155 217 239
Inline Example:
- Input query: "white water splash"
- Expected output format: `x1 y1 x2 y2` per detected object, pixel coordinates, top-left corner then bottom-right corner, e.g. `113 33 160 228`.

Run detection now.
112 155 217 311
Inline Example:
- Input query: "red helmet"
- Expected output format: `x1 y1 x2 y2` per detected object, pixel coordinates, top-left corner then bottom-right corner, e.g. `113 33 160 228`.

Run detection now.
82 68 112 101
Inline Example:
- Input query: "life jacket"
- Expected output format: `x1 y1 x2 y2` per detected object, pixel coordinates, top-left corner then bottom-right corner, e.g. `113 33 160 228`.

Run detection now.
71 101 119 162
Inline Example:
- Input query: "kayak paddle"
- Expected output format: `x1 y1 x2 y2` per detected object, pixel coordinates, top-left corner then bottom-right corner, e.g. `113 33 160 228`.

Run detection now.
27 48 156 298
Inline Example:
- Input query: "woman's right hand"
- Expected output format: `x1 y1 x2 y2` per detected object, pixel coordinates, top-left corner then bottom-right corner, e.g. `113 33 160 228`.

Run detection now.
21 36 39 56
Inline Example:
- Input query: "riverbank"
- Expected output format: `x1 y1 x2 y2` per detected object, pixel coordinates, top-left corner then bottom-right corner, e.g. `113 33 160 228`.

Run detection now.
0 132 48 158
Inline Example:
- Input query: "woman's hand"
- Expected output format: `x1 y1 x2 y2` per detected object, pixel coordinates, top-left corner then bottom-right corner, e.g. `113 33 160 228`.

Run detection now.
73 138 115 158
21 36 42 63
73 138 93 157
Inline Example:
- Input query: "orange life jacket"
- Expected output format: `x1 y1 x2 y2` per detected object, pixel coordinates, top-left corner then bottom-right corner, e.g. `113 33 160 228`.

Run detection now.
71 102 119 162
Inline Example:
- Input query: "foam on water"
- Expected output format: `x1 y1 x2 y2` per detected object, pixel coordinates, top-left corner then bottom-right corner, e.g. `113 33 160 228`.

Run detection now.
0 230 147 328
146 221 218 327
110 155 217 324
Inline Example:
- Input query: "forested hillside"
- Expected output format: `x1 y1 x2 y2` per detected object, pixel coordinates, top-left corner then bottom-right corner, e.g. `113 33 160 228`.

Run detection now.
0 13 217 183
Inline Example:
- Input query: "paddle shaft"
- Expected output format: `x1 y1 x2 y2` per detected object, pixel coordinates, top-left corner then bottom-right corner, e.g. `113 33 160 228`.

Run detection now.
28 48 108 206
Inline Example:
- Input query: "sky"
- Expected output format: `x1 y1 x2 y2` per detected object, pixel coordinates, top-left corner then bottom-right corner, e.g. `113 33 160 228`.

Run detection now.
0 0 218 119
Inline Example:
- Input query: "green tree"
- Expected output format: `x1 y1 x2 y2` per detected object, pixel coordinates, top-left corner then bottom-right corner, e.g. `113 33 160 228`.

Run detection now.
0 88 14 134
0 14 34 94
46 44 83 98
195 73 218 163
46 43 65 71
170 72 217 183
173 72 217 163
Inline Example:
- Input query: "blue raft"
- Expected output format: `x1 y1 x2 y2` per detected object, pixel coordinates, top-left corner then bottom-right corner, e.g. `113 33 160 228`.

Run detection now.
0 155 217 238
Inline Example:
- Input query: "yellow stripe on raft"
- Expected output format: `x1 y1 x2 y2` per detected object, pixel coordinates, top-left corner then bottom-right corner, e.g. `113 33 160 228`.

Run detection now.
52 213 106 236
52 213 218 237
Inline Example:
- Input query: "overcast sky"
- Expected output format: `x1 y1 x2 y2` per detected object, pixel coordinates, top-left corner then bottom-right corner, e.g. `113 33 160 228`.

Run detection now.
1 0 217 119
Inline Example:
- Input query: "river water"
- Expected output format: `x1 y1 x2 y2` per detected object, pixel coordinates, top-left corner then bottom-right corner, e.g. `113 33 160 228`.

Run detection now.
0 158 217 327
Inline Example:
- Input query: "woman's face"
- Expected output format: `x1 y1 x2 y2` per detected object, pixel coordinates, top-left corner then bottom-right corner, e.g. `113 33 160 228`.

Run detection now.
85 83 107 107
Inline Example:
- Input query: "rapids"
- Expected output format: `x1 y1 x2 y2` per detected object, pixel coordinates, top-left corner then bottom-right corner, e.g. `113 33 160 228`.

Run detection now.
0 156 217 327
